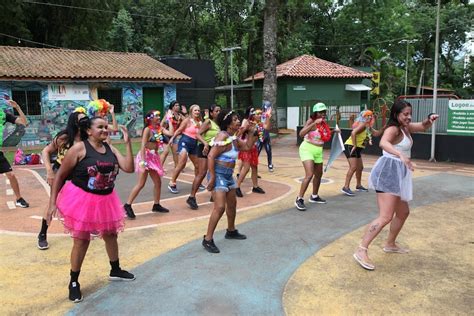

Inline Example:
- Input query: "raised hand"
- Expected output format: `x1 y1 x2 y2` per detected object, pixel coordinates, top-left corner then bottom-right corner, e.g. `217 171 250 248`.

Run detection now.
120 125 129 143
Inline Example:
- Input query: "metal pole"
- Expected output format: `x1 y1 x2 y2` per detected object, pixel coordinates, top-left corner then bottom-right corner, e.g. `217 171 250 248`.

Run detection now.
222 46 241 110
404 41 409 95
430 0 441 162
230 50 234 110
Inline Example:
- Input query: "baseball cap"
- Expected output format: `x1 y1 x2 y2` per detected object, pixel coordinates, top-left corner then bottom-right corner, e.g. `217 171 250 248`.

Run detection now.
312 102 327 112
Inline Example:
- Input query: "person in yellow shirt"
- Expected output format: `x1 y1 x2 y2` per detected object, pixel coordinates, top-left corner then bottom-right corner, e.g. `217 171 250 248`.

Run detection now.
341 110 382 196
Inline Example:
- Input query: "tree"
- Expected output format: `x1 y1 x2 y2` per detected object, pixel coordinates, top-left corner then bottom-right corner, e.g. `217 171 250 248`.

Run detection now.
108 8 135 52
262 0 279 132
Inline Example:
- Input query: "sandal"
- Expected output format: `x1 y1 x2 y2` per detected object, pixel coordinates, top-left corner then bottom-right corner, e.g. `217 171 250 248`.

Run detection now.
383 246 410 254
353 245 375 270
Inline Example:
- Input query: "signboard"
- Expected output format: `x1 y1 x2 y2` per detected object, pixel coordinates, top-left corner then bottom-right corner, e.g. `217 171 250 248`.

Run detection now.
447 99 474 136
48 84 90 101
371 72 380 95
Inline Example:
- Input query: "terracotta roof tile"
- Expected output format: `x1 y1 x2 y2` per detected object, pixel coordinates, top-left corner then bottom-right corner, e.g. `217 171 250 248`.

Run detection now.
244 54 372 81
0 46 191 82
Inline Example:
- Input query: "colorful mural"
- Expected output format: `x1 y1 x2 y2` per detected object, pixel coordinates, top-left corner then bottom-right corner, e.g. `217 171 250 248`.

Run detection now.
164 84 177 110
0 82 156 147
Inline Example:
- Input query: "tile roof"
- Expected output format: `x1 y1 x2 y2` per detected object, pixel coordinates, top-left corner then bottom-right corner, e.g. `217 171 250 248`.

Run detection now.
244 54 372 81
0 46 191 82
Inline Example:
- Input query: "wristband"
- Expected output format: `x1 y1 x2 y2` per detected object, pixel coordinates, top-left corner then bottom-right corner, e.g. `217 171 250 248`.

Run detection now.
427 113 436 120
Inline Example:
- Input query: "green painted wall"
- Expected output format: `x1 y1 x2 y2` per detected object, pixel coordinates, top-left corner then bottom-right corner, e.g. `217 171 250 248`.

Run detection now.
250 77 367 108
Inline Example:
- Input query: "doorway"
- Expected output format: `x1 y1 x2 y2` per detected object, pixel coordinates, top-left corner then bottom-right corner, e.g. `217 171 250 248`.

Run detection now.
143 87 164 116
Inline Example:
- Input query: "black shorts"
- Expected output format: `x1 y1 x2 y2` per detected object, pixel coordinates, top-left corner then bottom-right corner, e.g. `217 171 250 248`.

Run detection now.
344 144 363 159
0 151 13 174
197 143 208 159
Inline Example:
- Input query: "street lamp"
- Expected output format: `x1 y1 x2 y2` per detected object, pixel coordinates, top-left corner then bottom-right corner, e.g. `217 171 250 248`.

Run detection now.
400 39 417 95
222 46 241 110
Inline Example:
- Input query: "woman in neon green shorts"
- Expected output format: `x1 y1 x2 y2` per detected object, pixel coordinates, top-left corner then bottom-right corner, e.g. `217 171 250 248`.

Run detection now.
295 103 335 211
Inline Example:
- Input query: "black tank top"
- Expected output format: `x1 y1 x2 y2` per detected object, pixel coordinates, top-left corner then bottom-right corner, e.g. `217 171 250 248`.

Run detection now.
71 140 119 195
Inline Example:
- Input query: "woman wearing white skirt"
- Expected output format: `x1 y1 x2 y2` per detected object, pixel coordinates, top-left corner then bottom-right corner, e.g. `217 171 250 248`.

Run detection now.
353 100 439 270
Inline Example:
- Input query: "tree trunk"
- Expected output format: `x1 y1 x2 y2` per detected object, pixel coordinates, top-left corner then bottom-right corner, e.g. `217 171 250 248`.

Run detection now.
262 0 279 133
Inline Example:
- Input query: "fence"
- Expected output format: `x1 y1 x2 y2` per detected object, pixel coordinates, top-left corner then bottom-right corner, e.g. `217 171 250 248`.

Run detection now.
299 100 366 128
398 95 459 134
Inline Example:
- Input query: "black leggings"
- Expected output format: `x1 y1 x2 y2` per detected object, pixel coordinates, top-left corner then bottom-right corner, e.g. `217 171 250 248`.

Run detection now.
257 136 272 166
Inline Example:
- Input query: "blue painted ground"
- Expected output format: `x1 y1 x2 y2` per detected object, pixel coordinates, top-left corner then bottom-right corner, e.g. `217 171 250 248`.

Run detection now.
69 174 473 315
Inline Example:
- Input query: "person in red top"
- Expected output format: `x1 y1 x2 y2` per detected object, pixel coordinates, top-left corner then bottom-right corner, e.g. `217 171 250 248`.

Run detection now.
0 98 29 208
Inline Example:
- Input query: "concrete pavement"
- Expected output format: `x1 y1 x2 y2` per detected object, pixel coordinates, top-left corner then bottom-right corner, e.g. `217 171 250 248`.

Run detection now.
1 134 473 315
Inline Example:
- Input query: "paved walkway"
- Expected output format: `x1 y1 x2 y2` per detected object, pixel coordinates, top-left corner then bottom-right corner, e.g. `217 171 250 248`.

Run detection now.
1 134 473 315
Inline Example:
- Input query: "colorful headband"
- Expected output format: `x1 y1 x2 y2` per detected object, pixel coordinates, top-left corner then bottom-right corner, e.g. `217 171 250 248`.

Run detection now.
74 106 86 114
146 111 161 119
87 99 109 118
223 111 234 121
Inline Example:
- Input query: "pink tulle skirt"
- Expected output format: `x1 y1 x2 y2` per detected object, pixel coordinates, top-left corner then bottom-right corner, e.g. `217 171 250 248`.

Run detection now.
134 149 164 176
238 145 259 167
57 182 125 240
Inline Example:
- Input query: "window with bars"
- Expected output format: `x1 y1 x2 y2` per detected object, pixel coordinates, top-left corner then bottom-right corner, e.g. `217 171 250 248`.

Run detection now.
98 88 122 113
11 90 42 115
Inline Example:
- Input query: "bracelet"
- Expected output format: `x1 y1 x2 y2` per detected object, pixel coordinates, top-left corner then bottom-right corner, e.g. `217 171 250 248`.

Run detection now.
427 113 436 120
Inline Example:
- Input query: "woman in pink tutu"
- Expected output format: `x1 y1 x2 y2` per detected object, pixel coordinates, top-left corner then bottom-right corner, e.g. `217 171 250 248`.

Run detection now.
123 110 174 219
47 116 135 303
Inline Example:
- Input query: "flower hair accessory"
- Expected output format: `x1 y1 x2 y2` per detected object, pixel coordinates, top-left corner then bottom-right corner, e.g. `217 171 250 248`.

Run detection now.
74 106 86 114
87 99 109 117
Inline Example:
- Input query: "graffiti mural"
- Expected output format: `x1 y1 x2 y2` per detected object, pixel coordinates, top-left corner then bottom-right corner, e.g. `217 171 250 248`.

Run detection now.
0 82 147 147
164 84 177 110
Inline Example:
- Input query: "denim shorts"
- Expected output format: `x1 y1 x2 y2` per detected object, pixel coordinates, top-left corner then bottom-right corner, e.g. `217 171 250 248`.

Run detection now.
209 164 237 192
178 134 198 155
172 135 181 145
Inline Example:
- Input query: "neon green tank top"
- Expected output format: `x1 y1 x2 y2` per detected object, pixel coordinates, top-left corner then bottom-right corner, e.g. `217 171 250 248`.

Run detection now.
345 128 368 148
203 119 220 143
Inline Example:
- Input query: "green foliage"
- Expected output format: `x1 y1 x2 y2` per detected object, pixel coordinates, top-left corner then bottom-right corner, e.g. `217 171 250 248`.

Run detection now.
0 0 472 99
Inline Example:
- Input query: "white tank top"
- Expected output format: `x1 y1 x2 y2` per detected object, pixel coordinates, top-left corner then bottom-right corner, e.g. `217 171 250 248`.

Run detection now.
383 128 412 158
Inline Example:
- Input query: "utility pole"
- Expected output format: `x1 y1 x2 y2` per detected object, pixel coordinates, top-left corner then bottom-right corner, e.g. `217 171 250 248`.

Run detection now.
222 46 241 110
430 0 441 162
400 39 417 95
417 58 432 95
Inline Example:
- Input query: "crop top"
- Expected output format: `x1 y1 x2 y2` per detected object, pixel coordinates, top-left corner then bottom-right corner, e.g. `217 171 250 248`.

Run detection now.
304 129 324 146
71 140 119 195
148 126 163 143
183 119 200 139
383 128 413 159
216 142 239 163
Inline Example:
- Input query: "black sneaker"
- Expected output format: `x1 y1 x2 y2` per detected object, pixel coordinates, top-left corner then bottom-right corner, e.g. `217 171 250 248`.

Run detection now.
109 269 136 281
356 185 369 192
202 237 220 253
224 229 247 240
16 197 29 208
152 203 169 213
69 281 83 303
295 197 306 211
168 183 179 194
124 204 136 219
309 195 327 204
235 188 243 197
252 186 265 194
186 196 198 210
268 165 274 172
198 184 206 191
37 233 49 250
341 187 356 196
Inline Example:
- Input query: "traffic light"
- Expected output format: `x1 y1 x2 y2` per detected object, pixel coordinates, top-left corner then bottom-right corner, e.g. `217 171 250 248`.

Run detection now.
371 72 380 95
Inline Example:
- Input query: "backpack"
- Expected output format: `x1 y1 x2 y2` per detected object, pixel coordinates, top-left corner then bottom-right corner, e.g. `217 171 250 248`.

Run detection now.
14 148 26 165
